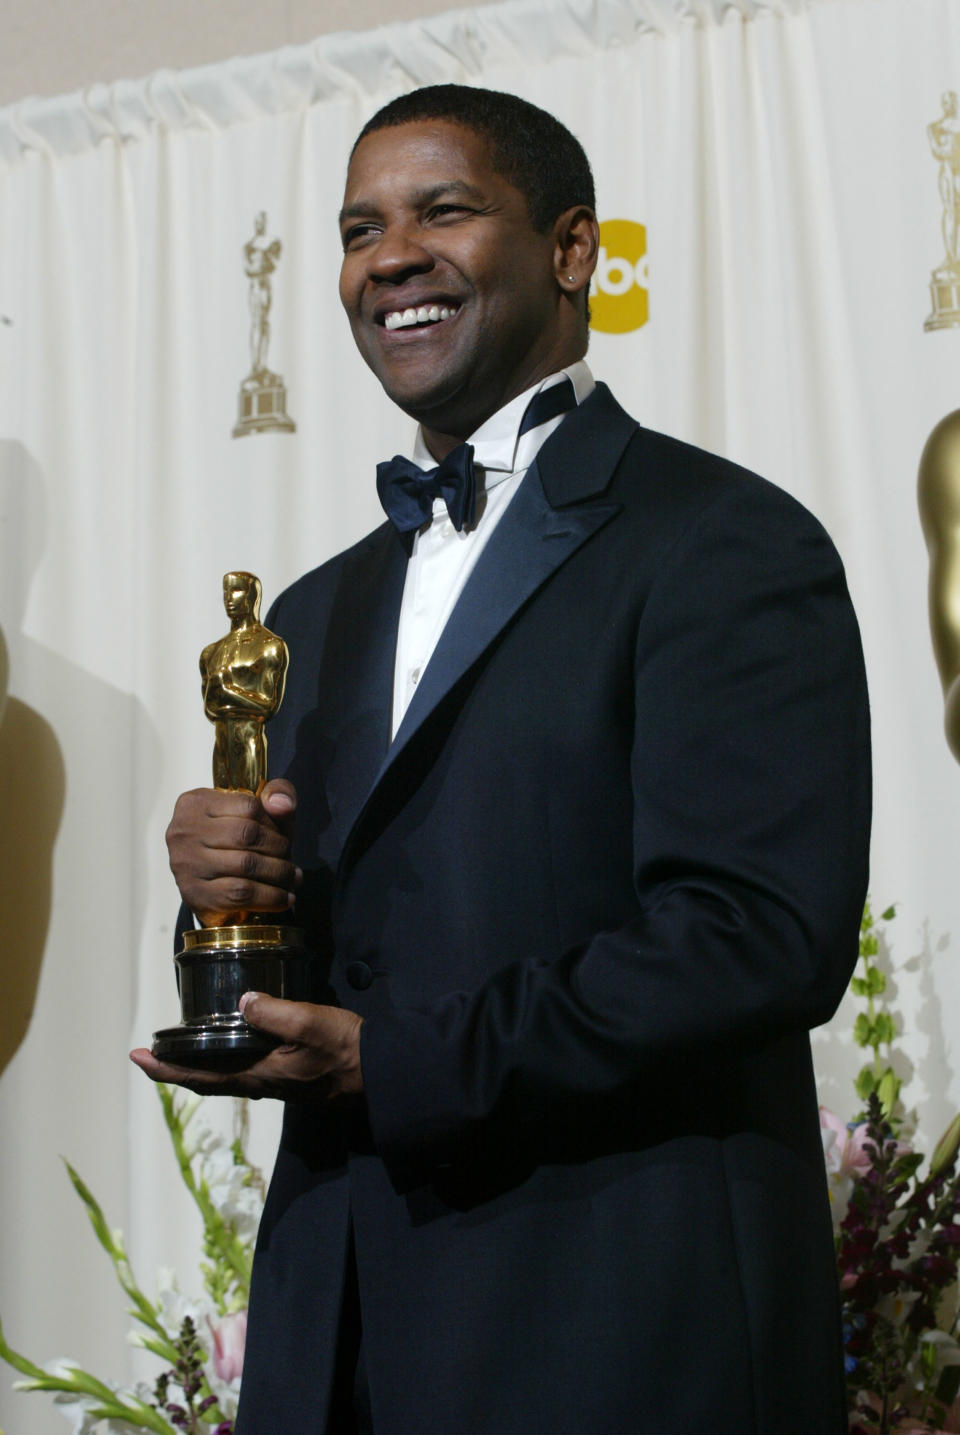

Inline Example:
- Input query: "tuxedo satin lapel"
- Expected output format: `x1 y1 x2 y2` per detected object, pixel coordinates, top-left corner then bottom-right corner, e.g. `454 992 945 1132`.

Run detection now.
386 472 619 768
318 523 408 847
382 384 637 772
335 384 637 860
538 381 638 507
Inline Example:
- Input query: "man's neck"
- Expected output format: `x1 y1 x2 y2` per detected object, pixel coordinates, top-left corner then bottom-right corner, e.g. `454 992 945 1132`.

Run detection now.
419 360 591 463
421 429 468 463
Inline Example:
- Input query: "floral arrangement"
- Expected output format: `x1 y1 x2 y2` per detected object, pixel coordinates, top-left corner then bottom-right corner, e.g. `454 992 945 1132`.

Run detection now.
0 1086 264 1433
821 901 960 1434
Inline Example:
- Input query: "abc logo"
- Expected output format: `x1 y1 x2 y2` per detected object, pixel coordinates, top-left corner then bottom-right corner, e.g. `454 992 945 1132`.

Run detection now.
589 220 649 334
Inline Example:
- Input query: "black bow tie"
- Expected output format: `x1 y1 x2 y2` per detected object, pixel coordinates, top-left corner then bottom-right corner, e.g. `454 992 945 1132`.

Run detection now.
376 442 477 535
376 377 578 536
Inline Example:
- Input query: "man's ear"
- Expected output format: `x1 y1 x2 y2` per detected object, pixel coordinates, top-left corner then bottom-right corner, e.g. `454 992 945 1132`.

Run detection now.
552 206 599 300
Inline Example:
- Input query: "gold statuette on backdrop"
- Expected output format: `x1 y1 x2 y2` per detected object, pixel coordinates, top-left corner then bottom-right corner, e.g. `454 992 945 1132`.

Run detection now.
152 572 310 1071
232 211 297 438
925 93 960 331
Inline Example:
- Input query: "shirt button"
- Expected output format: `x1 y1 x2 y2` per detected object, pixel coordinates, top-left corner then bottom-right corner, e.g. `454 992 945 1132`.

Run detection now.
345 961 373 991
411 667 421 685
441 521 454 539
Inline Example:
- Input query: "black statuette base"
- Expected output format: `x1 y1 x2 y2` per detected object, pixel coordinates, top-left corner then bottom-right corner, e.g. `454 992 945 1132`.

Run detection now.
152 925 310 1073
152 1017 282 1072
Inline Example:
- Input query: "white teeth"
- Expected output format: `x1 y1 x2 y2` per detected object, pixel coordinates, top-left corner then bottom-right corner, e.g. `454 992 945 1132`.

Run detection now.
383 305 457 330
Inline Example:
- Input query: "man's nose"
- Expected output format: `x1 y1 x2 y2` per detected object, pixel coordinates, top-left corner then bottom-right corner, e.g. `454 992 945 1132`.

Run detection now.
368 223 434 283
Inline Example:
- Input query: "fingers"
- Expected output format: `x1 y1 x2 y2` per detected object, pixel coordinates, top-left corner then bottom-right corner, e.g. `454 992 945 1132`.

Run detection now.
129 997 364 1101
239 993 365 1097
129 1046 273 1098
166 785 302 926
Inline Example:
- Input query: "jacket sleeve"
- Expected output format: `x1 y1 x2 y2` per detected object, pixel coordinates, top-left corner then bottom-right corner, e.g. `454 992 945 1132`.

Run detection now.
358 479 872 1190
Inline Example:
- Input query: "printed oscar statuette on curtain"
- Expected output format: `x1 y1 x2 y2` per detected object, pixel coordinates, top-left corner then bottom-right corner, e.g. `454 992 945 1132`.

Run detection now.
233 212 296 437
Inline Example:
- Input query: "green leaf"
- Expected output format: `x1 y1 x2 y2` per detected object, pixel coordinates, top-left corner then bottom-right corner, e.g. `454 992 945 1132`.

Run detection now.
930 1111 960 1177
881 905 897 922
0 1314 50 1380
62 1161 176 1358
923 1339 939 1379
855 1064 878 1100
867 967 888 997
854 1012 873 1046
873 1011 896 1044
137 1335 178 1362
877 1066 901 1116
850 977 869 997
157 1085 252 1299
9 1361 176 1432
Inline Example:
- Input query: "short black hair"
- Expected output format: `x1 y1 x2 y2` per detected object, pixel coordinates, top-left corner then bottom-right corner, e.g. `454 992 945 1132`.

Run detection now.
353 84 596 233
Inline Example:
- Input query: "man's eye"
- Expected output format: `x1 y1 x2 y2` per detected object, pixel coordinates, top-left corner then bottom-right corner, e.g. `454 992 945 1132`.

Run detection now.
427 205 471 222
342 224 379 250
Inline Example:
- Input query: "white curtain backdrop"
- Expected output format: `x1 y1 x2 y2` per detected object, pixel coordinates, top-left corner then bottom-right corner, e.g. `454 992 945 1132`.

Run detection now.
3 0 960 1424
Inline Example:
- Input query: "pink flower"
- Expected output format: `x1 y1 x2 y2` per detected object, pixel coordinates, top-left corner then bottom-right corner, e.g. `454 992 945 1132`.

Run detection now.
209 1310 247 1384
819 1109 877 1178
821 1108 910 1174
819 1107 912 1228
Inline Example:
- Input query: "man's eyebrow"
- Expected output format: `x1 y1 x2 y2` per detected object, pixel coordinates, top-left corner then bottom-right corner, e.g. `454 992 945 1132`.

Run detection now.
338 180 487 228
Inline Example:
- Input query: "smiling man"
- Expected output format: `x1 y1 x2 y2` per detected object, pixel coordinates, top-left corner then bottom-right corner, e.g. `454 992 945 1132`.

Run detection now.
133 86 871 1434
338 115 594 448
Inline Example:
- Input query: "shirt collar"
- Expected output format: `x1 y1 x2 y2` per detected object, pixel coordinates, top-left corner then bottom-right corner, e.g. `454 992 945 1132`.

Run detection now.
410 360 595 482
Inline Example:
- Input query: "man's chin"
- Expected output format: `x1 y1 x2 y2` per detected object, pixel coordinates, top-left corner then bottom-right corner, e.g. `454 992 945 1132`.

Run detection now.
378 372 473 433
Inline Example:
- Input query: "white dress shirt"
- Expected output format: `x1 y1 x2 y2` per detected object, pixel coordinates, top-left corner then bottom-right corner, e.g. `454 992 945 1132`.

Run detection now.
390 360 595 738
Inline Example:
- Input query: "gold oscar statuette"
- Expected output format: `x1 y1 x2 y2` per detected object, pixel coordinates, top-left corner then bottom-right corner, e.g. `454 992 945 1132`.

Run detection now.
152 572 310 1070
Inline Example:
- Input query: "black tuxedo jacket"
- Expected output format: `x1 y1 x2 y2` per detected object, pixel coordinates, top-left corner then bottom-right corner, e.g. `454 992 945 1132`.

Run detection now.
235 384 871 1434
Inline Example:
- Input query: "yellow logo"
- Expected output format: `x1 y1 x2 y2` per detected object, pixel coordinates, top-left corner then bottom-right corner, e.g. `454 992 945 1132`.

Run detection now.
589 220 649 334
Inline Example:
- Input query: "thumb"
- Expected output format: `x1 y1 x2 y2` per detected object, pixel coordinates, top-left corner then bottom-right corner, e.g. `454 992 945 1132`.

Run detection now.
238 990 310 1042
259 778 297 838
260 777 297 814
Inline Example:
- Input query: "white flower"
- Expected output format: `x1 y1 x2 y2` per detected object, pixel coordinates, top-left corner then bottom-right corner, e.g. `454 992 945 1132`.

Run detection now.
200 1144 263 1237
207 1369 241 1420
180 1112 220 1163
921 1328 960 1366
50 1392 100 1435
875 1290 921 1325
39 1362 100 1435
155 1270 209 1341
21 1361 125 1435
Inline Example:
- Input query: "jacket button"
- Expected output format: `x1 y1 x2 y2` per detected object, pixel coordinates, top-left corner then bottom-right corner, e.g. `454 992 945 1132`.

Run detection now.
345 960 373 991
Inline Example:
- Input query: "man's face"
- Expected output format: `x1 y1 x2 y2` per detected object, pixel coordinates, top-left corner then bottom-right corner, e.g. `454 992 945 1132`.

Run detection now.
339 120 572 441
